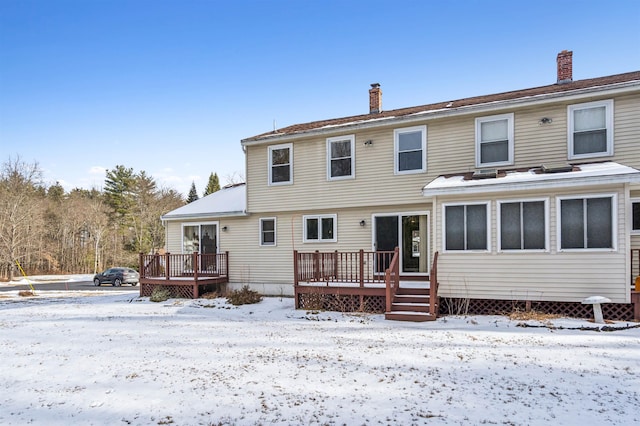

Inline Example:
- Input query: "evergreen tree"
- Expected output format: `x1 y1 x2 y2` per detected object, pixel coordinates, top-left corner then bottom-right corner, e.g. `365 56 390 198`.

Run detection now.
203 172 221 196
187 181 199 203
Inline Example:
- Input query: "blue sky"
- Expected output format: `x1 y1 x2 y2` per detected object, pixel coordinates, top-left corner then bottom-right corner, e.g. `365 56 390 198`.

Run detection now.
1 0 639 197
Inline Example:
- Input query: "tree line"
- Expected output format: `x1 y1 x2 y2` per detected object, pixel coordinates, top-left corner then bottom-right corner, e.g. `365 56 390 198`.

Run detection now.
0 157 224 280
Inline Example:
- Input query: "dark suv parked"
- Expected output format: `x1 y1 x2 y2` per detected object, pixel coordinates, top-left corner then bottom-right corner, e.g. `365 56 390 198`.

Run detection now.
93 267 140 287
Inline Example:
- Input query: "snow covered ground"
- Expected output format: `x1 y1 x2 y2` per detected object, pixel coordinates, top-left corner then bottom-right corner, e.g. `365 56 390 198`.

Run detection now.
0 285 639 426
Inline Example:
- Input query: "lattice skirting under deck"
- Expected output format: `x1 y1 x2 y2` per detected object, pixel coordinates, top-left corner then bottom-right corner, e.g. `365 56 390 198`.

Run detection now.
297 293 386 313
440 298 635 321
296 293 635 321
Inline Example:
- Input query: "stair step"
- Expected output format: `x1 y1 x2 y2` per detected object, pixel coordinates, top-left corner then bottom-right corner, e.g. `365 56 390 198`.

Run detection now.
394 295 430 304
391 302 430 312
385 311 437 322
396 286 430 296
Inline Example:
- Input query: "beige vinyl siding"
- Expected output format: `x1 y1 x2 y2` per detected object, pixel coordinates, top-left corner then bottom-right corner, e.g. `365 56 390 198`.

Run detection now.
247 91 640 215
164 203 430 295
432 185 630 303
612 94 640 168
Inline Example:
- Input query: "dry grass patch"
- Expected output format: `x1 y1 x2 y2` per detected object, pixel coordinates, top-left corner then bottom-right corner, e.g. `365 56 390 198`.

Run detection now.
508 310 562 322
18 290 36 297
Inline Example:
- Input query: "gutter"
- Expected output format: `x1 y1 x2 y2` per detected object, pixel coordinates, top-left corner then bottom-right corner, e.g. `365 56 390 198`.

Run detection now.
161 211 249 221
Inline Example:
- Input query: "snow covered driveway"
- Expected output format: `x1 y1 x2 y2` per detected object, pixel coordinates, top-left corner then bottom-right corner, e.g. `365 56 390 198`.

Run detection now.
0 292 638 425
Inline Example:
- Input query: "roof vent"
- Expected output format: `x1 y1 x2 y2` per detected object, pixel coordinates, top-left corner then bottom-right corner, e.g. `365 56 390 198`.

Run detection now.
541 163 573 174
472 169 497 179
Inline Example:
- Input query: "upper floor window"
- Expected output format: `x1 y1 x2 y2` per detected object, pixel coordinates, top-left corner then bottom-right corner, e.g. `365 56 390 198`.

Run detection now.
568 100 613 159
443 202 490 252
394 125 427 174
475 113 514 168
558 194 616 250
327 135 355 180
260 218 276 246
303 214 337 243
498 199 547 251
268 143 293 185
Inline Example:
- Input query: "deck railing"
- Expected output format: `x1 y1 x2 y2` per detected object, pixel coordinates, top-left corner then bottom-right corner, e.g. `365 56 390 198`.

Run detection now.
385 247 400 312
429 251 439 316
139 252 228 280
294 249 396 287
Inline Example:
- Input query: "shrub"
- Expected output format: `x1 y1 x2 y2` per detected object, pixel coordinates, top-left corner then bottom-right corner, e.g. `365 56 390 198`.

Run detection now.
150 286 172 303
226 285 262 306
18 290 35 297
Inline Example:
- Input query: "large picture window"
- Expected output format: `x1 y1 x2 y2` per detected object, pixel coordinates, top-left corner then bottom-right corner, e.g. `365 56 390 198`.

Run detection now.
303 214 337 243
475 113 514 167
268 143 293 185
394 125 427 174
558 195 615 250
327 135 355 180
498 200 547 251
568 100 613 159
443 203 489 251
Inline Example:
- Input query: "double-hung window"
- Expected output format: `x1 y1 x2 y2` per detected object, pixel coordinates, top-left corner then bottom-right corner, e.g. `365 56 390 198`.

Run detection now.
394 125 427 174
475 113 514 167
268 143 293 185
568 100 613 159
327 135 355 180
558 195 616 250
443 203 490 251
303 214 337 243
498 199 547 251
260 218 276 246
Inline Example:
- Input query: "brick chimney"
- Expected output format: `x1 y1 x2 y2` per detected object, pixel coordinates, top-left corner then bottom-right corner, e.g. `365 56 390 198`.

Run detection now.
369 83 382 113
557 50 573 84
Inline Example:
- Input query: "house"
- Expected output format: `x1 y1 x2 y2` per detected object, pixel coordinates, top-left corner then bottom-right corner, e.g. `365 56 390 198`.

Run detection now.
151 51 640 321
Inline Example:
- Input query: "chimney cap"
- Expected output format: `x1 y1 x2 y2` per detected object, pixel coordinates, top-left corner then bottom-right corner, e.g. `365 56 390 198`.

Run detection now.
370 83 380 89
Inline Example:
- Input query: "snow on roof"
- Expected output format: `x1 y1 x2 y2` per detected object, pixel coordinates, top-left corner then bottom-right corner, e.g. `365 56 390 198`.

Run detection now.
422 162 640 197
161 183 247 221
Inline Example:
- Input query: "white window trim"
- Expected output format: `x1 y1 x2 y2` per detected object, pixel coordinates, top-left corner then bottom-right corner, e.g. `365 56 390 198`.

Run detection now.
556 193 617 252
631 198 640 235
441 202 491 253
302 214 338 243
268 143 293 186
475 113 514 168
567 99 614 160
181 222 219 254
326 135 355 181
394 125 427 175
497 198 549 253
370 211 431 275
259 217 277 247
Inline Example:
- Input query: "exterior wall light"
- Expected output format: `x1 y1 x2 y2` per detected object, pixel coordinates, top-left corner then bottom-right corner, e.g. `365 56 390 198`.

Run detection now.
359 220 366 227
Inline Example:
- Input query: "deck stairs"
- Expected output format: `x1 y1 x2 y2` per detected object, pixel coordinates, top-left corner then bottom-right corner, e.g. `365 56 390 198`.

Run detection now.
385 285 437 322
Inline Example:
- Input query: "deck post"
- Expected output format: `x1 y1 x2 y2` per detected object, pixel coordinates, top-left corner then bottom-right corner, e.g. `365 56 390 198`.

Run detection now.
359 249 365 288
293 250 299 309
165 252 170 280
314 250 320 282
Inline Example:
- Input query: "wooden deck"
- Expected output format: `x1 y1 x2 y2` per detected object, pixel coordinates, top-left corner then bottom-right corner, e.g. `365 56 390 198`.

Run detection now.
294 248 440 321
139 252 229 298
